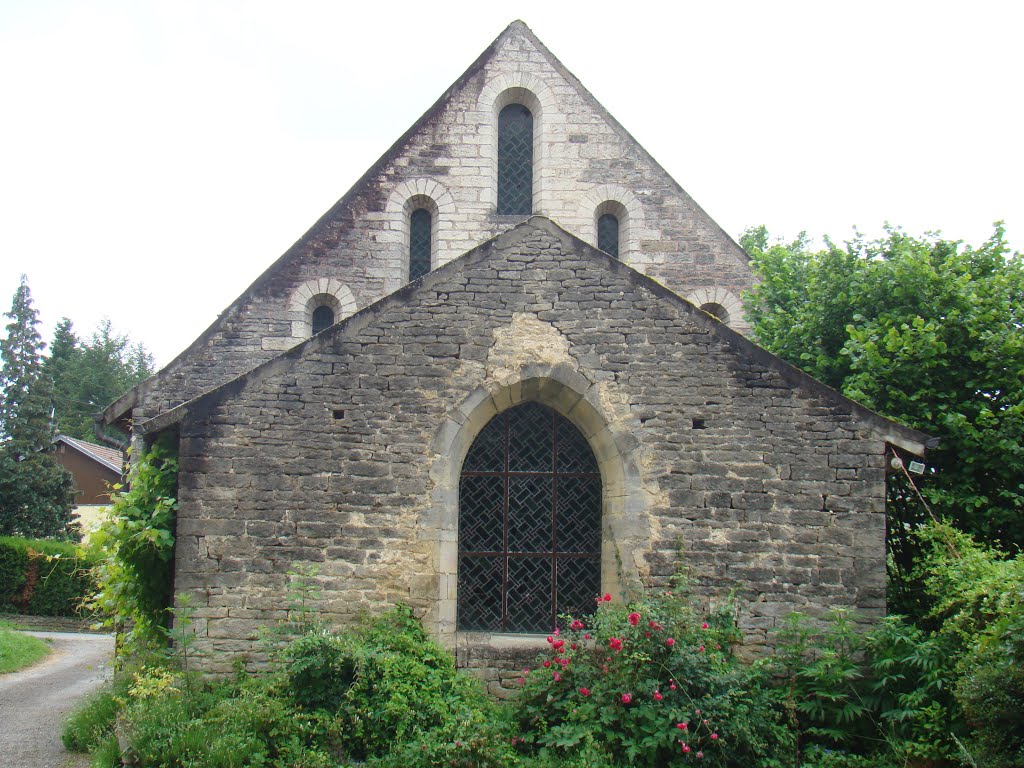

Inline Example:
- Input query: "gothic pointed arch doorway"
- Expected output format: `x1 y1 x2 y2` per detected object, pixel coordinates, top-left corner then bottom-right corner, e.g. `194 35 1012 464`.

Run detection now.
457 401 602 633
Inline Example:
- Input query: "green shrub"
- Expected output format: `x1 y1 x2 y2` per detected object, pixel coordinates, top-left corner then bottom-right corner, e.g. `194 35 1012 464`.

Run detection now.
512 583 794 767
915 521 1024 767
105 606 515 767
280 605 515 765
0 536 96 616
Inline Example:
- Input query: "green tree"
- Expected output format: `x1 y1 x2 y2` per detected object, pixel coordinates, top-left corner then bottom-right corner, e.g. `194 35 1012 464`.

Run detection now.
742 224 1024 554
0 276 74 538
46 317 154 441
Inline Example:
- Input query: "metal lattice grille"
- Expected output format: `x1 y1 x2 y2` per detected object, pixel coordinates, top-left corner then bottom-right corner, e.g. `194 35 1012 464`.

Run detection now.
597 213 620 258
497 104 533 215
458 402 602 633
409 208 431 281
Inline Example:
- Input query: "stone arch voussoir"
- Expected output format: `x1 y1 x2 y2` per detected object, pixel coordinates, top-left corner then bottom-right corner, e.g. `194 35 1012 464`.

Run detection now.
426 364 648 646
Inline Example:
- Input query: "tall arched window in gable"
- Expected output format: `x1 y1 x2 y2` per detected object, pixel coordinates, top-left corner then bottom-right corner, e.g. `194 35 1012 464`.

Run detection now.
458 401 601 633
597 213 620 258
409 207 432 281
311 305 335 335
497 104 533 215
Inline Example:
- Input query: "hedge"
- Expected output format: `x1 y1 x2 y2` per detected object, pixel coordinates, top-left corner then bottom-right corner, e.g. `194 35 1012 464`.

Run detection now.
0 536 98 617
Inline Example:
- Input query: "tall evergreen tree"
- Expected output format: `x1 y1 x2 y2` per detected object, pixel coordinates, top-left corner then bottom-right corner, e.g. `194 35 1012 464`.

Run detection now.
0 276 74 538
45 317 154 441
44 316 82 436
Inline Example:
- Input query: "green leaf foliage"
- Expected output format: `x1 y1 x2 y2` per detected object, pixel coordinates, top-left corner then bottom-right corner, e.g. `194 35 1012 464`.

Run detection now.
512 582 794 767
742 224 1024 549
85 435 178 654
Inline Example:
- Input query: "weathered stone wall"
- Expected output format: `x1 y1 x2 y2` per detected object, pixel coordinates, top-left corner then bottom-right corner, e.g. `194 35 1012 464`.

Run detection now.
130 22 753 424
169 221 891 688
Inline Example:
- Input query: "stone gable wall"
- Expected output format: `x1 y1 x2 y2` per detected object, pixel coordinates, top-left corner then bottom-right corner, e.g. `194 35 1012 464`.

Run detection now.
172 223 885 691
134 25 753 425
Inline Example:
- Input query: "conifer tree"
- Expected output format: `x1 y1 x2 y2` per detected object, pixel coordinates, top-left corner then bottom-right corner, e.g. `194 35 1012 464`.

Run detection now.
0 276 74 538
44 316 153 441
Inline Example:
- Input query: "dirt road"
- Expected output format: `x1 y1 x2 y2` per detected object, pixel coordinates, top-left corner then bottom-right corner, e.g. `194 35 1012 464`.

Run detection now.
0 631 114 768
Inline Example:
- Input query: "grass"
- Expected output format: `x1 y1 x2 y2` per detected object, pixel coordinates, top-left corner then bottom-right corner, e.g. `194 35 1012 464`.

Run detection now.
62 683 120 754
0 619 52 673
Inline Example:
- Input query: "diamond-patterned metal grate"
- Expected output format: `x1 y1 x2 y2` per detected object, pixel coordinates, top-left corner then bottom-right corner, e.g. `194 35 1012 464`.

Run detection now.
463 416 505 472
508 402 553 472
507 557 553 632
597 213 619 258
497 104 533 215
555 556 602 621
556 476 601 553
459 475 504 553
556 418 598 474
459 401 601 633
508 476 553 552
457 555 503 631
409 208 431 281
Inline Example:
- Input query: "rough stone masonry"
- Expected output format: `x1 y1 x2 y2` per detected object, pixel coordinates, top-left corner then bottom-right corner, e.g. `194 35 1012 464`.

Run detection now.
145 219 929 691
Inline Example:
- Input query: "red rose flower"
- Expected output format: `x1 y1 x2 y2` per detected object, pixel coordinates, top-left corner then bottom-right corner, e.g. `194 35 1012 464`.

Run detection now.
621 693 632 704
579 687 591 696
628 612 641 626
665 637 675 647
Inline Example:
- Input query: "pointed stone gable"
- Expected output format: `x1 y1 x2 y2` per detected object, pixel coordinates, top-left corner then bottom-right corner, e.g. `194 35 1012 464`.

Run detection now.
104 20 755 432
162 217 927 681
100 23 935 686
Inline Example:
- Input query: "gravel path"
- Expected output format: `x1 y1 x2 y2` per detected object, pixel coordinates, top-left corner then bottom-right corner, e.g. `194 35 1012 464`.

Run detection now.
0 631 114 768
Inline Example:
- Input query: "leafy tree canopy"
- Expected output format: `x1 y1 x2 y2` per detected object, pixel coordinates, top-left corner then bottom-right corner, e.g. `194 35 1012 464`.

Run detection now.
742 224 1024 549
0 276 74 538
45 317 153 442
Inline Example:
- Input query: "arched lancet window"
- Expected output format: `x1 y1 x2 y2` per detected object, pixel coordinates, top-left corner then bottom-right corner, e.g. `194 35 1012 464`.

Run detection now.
311 305 335 335
497 104 533 215
458 401 601 633
597 213 620 258
409 208 432 281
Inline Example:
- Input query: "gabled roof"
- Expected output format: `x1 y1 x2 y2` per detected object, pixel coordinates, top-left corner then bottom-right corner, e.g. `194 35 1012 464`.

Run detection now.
51 435 125 473
139 216 935 458
101 19 748 430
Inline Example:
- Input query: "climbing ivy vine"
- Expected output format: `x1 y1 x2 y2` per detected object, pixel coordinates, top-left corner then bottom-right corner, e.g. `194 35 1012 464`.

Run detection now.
86 435 178 655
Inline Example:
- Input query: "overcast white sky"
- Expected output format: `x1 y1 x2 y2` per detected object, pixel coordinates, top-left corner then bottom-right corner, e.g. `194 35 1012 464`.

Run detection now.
1 0 1021 368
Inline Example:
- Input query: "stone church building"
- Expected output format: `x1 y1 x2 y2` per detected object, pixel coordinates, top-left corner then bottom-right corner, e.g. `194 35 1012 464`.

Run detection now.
101 21 930 683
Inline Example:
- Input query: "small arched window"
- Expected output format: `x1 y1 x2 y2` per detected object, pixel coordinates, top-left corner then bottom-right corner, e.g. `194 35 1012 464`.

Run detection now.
409 208 432 281
311 305 335 335
597 213 620 258
497 104 533 215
